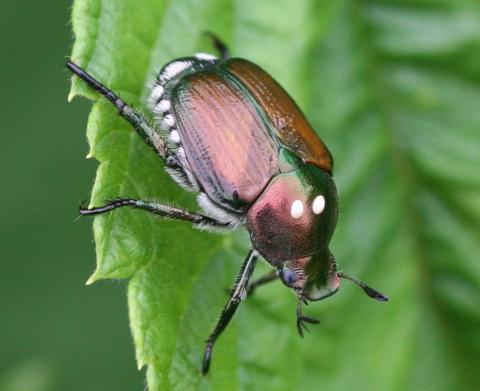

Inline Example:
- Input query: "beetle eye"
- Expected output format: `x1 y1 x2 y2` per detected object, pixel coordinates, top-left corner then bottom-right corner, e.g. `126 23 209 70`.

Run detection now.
279 268 298 287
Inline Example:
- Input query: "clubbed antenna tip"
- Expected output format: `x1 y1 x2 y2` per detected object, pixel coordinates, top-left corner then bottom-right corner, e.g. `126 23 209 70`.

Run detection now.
337 272 389 302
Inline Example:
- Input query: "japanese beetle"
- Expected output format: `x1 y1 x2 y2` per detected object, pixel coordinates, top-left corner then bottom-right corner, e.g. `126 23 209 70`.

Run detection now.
67 35 388 375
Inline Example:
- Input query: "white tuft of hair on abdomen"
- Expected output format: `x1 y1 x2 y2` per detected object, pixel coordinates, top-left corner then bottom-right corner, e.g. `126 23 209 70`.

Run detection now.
197 193 244 227
168 129 180 144
149 84 164 109
160 60 192 82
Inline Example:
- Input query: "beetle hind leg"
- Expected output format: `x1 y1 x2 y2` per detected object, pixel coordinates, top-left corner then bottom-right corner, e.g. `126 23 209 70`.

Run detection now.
66 61 179 167
67 61 196 194
203 31 230 60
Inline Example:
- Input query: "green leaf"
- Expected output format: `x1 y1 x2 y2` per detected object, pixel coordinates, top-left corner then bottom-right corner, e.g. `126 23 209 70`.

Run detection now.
68 0 480 390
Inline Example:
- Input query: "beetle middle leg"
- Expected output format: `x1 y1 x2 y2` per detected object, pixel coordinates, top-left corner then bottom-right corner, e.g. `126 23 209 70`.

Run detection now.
202 249 258 375
80 199 229 230
247 270 278 297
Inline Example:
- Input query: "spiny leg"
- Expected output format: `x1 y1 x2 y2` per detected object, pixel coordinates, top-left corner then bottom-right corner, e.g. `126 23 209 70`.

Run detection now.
204 31 230 60
247 270 278 297
202 249 259 375
80 199 228 230
66 62 180 168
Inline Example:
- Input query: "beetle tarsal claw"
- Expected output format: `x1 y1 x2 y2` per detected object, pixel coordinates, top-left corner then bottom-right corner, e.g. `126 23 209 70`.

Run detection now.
296 300 320 338
299 316 321 325
296 319 308 338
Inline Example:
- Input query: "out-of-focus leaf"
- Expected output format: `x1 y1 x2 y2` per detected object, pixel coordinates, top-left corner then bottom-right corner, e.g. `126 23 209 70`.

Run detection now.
69 0 480 390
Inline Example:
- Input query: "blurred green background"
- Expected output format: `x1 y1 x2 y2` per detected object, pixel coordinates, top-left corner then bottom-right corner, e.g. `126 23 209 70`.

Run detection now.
0 1 143 390
1 1 480 391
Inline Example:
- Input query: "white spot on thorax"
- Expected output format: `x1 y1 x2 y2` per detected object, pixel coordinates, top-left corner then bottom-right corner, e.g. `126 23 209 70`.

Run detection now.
290 200 304 219
312 195 325 215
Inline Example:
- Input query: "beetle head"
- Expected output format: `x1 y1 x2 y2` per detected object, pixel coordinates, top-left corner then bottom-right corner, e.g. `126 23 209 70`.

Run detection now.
278 250 339 301
278 251 389 303
280 251 388 339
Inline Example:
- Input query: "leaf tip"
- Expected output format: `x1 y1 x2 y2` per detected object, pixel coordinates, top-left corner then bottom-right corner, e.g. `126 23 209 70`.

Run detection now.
67 90 76 103
85 273 98 285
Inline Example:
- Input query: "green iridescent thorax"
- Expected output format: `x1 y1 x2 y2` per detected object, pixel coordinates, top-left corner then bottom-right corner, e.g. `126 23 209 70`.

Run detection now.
246 151 338 266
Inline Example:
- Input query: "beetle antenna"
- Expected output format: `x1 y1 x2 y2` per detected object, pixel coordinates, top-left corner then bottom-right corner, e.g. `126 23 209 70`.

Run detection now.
337 272 389 301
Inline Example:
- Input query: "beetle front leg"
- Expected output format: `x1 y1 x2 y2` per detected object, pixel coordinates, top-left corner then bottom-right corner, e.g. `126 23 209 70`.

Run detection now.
202 249 259 375
80 199 229 230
